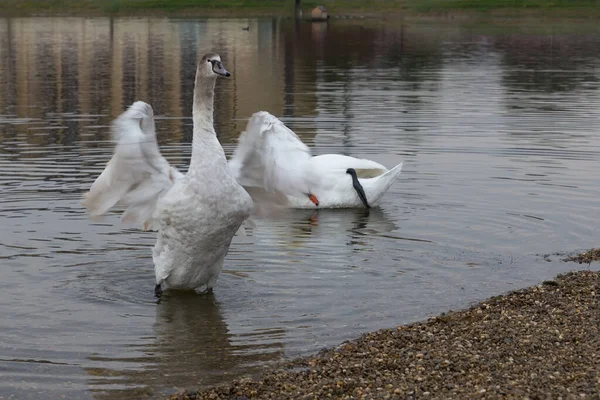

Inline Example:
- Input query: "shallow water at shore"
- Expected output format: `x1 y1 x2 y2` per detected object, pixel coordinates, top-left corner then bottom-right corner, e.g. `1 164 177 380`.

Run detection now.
0 16 599 399
175 270 600 399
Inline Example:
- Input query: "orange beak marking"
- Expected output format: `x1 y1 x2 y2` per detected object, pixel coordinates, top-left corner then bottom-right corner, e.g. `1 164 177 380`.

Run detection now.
308 193 319 206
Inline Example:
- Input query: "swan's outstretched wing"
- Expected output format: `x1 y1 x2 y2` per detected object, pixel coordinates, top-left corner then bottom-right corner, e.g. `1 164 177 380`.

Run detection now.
229 111 312 202
82 101 182 230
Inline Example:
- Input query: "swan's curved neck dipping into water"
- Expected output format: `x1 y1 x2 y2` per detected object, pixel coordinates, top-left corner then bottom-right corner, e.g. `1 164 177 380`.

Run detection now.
346 168 371 208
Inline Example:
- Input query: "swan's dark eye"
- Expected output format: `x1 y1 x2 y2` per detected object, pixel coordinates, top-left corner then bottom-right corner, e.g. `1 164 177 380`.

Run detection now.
207 59 211 63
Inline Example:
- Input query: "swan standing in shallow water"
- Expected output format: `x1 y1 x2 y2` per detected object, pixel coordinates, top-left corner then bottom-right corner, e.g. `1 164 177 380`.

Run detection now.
83 54 253 297
229 112 403 209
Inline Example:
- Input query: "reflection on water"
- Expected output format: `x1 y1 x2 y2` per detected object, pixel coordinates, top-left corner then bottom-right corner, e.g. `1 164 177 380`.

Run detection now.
0 16 599 400
262 207 399 251
87 293 283 399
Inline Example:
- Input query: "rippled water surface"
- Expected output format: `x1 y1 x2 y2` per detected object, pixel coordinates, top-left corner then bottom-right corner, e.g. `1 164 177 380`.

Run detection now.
0 16 599 399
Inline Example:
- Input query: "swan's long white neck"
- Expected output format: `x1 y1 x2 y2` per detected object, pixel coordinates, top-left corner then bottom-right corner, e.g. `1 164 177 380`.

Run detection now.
189 73 226 173
192 74 216 128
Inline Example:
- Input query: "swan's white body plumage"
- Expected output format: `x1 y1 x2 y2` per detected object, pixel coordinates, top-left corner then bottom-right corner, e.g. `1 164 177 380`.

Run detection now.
151 129 252 290
83 55 253 292
84 101 252 291
229 112 403 208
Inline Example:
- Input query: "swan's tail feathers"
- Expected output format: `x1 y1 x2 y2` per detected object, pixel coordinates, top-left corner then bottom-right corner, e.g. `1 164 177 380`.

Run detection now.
368 162 403 204
382 162 403 187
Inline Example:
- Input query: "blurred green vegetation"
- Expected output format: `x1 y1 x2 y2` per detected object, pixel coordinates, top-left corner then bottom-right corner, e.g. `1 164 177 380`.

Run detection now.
0 0 598 16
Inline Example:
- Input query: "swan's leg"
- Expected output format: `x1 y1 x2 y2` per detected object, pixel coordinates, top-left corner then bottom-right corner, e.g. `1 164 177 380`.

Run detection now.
346 168 371 208
204 258 223 293
206 276 218 293
154 284 163 298
196 286 214 295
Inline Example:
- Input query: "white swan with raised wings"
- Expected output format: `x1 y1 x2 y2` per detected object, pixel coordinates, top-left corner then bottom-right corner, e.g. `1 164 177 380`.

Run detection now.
83 54 253 297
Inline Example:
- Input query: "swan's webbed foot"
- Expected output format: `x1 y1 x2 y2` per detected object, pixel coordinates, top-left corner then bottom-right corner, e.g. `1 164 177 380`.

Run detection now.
196 287 214 295
154 284 163 299
203 274 218 295
346 168 371 208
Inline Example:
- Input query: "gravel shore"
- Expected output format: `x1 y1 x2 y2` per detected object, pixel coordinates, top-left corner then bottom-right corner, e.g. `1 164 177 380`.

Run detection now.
170 269 600 400
565 248 600 265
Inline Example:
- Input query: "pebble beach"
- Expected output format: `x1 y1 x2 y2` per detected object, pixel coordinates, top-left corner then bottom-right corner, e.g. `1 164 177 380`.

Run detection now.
170 265 600 400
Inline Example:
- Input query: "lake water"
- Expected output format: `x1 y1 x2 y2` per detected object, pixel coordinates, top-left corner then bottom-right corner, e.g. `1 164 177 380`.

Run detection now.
0 16 599 399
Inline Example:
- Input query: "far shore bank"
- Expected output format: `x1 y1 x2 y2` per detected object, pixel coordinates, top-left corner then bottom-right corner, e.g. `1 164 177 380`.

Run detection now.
1 0 600 19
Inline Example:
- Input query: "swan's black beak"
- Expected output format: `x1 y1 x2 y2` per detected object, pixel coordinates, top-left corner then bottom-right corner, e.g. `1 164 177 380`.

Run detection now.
211 60 231 77
346 168 371 208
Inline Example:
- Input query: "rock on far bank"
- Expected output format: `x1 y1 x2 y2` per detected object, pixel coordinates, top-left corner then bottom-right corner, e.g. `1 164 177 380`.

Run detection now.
170 269 600 400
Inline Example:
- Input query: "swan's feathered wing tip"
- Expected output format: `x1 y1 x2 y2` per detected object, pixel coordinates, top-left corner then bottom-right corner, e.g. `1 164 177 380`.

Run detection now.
127 101 154 118
111 101 155 142
81 191 95 215
112 101 154 130
81 191 94 211
249 110 277 121
247 111 281 131
82 100 177 229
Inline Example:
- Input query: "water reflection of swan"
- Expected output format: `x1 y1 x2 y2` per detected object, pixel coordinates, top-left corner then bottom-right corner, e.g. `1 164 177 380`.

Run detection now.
152 293 236 385
87 293 283 399
259 207 398 251
152 293 285 395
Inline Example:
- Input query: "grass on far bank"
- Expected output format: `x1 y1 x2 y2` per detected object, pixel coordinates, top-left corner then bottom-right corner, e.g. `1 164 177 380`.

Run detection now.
0 0 294 15
0 0 599 17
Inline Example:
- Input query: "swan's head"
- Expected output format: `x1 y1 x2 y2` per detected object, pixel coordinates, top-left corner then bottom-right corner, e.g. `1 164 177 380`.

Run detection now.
199 53 231 78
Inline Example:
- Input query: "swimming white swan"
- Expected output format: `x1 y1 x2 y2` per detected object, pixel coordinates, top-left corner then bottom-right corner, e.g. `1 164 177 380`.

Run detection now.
229 112 403 209
83 54 253 297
